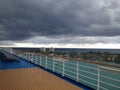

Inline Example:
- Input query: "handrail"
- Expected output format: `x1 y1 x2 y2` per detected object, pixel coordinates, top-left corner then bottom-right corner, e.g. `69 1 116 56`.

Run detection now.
100 74 120 82
79 64 98 70
65 65 77 70
78 73 97 81
64 73 76 78
65 69 76 74
15 52 120 90
100 80 120 88
99 66 120 73
23 51 120 68
65 61 77 66
78 69 98 76
97 66 120 90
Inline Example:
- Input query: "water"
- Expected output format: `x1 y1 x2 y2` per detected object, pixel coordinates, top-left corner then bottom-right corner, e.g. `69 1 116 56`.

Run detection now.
13 48 120 53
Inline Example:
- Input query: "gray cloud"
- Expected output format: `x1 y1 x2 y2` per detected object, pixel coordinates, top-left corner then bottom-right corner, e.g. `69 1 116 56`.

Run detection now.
0 40 14 45
0 0 120 45
21 36 120 45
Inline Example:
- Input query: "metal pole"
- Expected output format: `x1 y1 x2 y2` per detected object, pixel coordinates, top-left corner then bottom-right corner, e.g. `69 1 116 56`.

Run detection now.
76 62 79 82
24 52 26 59
35 53 37 64
53 58 55 72
11 48 13 54
40 56 42 66
31 53 34 62
99 66 120 73
25 52 27 59
22 52 26 59
27 53 29 61
97 65 100 90
62 60 65 77
27 53 32 62
46 56 47 69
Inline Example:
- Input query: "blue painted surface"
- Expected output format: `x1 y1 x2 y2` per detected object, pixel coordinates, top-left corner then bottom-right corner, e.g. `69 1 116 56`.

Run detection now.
0 50 36 69
0 59 36 70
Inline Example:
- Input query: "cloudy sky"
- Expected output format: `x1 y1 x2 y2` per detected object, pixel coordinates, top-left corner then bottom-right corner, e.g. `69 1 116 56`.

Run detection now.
0 0 120 48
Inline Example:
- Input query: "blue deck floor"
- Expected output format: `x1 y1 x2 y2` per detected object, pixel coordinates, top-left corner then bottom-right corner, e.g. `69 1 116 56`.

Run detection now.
0 59 36 70
0 50 36 70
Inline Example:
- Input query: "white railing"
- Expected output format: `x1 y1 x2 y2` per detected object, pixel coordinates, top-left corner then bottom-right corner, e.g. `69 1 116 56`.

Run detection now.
0 47 13 54
17 52 120 90
98 66 120 90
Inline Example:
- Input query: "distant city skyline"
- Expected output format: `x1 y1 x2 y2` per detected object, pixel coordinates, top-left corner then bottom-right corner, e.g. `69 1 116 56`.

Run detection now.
0 0 120 49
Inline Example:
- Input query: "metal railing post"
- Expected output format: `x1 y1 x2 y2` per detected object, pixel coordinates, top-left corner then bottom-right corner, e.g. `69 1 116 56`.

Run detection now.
53 59 55 72
27 53 31 60
11 48 13 54
22 52 25 59
46 56 47 69
76 61 79 82
97 65 100 90
31 53 34 62
25 53 29 60
24 52 26 59
27 53 30 60
35 53 37 64
24 52 25 59
62 60 65 77
40 56 42 66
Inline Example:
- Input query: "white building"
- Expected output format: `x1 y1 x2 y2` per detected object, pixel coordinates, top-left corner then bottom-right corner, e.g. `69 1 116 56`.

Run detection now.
40 47 46 52
49 47 55 53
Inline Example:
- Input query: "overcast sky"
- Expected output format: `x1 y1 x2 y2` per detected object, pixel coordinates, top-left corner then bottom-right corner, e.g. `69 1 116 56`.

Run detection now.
0 0 120 48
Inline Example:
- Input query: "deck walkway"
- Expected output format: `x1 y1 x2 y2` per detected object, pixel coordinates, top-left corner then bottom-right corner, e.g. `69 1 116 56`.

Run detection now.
0 67 82 90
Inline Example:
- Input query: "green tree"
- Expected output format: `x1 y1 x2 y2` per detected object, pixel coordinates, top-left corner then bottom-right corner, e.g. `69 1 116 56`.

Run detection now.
114 54 120 63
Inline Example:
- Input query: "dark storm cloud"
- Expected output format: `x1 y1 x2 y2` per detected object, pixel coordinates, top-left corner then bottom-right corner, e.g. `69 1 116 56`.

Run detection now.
0 0 120 42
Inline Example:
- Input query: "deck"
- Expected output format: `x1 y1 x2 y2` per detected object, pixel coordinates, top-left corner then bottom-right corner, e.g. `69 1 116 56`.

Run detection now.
0 67 82 90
